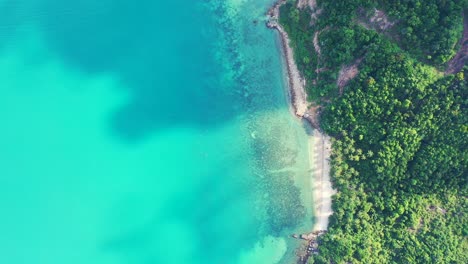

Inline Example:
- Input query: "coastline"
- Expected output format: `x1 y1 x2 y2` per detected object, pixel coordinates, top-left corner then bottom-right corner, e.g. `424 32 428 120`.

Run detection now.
264 1 467 263
309 130 334 232
267 0 335 238
267 1 309 118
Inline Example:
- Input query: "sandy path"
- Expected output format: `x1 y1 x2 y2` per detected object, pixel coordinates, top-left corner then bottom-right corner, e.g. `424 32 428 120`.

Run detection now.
313 31 321 56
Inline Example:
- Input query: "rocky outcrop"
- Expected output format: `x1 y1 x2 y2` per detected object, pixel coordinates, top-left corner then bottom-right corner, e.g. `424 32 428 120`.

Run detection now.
291 230 327 263
267 1 309 118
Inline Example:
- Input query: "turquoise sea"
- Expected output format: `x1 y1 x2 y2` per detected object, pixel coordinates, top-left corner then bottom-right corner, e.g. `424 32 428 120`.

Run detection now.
0 0 313 263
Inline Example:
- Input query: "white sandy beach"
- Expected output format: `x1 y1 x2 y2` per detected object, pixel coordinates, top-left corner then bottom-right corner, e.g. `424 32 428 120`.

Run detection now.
309 131 334 231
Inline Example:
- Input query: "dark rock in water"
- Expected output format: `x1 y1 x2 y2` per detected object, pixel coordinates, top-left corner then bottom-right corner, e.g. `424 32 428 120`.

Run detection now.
299 233 315 240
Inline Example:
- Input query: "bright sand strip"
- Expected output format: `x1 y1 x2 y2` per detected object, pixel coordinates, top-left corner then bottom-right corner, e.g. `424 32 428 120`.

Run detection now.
268 0 335 232
309 130 335 231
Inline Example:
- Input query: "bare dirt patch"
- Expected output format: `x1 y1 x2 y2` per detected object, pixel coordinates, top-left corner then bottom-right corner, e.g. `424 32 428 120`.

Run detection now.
428 205 447 214
446 13 467 75
313 31 321 56
315 67 328 73
371 9 395 31
357 8 396 32
310 8 323 26
312 29 326 93
297 0 317 10
337 58 363 94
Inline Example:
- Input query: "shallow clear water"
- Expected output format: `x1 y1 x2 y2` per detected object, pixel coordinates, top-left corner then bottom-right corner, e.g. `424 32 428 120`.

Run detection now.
0 0 312 263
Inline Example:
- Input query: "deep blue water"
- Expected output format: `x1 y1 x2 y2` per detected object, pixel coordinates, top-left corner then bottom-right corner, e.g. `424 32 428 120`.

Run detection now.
0 0 312 263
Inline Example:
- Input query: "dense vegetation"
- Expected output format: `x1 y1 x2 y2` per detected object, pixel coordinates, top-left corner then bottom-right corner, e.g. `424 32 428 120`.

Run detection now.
279 3 321 98
280 0 466 101
279 0 467 263
319 48 467 264
380 0 465 64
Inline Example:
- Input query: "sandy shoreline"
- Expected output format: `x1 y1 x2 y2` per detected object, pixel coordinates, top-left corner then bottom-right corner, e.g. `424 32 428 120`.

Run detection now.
267 1 308 118
267 1 334 233
309 130 334 231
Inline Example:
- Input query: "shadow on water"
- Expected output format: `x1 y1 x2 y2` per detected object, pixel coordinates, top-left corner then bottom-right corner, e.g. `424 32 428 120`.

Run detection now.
0 0 248 142
302 119 317 136
0 0 305 262
100 166 261 263
0 0 290 143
